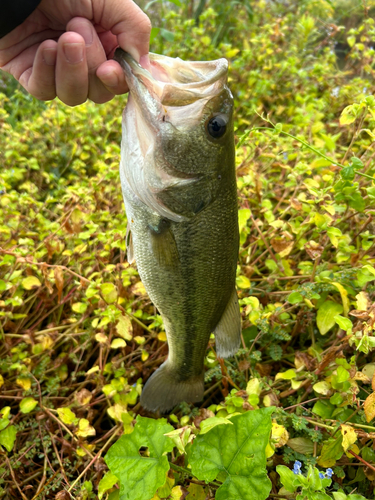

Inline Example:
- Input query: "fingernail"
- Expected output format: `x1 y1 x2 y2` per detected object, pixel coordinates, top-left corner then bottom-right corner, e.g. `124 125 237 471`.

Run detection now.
63 43 84 64
139 54 151 71
79 23 93 46
43 48 57 66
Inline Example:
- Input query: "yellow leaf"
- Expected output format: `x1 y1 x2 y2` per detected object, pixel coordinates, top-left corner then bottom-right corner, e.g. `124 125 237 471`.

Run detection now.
75 418 96 437
141 350 149 361
356 291 369 311
157 331 167 341
313 381 332 395
22 276 41 290
271 421 289 448
110 338 126 349
0 374 4 388
345 443 359 458
116 315 133 340
275 369 296 380
95 332 108 344
134 336 145 345
364 392 375 422
16 377 31 391
57 407 78 425
332 282 349 316
341 424 357 451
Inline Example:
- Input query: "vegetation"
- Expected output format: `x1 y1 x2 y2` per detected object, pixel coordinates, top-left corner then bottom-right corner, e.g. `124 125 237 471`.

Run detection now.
1 0 375 498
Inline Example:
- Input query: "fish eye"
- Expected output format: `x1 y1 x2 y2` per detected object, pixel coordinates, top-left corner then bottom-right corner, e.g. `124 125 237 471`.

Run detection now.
207 114 228 139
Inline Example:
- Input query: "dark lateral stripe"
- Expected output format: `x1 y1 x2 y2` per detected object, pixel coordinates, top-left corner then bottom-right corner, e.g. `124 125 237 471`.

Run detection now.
0 0 42 39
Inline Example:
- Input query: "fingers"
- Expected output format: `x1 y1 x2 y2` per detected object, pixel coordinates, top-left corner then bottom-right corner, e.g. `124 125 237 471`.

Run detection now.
96 60 129 95
66 17 114 104
20 40 57 101
101 0 151 62
55 32 88 106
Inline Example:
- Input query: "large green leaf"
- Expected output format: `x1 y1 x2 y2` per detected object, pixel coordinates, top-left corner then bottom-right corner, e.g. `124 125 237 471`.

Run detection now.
104 416 174 500
188 408 273 500
316 301 343 335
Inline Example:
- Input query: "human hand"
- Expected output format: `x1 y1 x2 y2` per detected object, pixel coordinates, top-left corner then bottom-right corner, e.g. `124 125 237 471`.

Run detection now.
0 0 151 105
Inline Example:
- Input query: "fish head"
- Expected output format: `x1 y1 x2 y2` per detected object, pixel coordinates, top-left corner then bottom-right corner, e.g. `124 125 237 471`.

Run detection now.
115 49 234 221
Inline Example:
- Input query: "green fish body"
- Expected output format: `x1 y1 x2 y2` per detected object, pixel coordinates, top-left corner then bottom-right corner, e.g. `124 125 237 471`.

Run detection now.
115 50 241 412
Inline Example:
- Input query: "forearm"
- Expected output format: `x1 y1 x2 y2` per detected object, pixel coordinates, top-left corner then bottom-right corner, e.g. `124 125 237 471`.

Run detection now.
0 0 42 38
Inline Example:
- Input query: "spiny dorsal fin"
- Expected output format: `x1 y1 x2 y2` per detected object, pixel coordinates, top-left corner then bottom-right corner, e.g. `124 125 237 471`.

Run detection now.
214 288 241 358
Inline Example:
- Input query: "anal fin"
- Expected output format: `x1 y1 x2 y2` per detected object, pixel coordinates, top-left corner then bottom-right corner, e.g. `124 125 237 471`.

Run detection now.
214 288 241 358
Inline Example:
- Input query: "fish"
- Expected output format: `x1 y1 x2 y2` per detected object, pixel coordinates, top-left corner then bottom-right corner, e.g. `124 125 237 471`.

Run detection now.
114 49 241 412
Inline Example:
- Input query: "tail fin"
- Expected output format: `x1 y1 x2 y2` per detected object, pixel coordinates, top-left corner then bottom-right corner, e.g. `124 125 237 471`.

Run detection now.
140 362 204 413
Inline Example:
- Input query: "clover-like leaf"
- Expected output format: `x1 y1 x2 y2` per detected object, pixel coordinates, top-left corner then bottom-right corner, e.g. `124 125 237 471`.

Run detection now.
105 416 174 500
188 408 273 500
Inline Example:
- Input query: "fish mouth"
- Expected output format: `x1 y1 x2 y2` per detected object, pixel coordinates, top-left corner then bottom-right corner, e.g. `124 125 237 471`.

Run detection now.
114 48 228 116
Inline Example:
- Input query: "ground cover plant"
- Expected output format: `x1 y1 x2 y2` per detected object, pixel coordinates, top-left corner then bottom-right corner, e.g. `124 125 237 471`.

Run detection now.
1 0 375 498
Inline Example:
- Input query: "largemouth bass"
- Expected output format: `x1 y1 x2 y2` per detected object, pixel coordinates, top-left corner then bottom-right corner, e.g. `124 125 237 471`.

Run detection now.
115 49 241 412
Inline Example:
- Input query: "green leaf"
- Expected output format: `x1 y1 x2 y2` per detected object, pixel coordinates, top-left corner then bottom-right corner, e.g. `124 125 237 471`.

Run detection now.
287 437 314 455
312 400 335 419
340 166 355 181
317 434 344 467
19 397 38 414
236 275 251 289
149 27 160 44
316 301 343 335
339 104 359 125
350 157 363 169
327 227 342 248
100 283 117 304
188 408 273 500
287 291 303 304
200 417 233 435
57 407 78 425
238 208 251 233
72 302 88 314
105 416 174 500
276 465 298 493
0 425 17 452
347 36 356 48
160 28 175 42
0 279 6 291
186 483 206 500
334 315 352 332
98 471 118 500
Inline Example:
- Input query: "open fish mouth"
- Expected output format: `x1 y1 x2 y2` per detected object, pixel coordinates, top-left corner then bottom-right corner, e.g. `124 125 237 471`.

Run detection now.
115 49 233 222
114 48 229 113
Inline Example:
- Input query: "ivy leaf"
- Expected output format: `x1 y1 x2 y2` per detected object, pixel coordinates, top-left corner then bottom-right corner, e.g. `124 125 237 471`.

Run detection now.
0 425 17 452
188 408 273 500
104 416 174 500
316 301 343 335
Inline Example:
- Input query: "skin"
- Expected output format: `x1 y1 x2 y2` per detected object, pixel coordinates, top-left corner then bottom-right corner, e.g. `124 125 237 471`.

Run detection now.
0 0 151 105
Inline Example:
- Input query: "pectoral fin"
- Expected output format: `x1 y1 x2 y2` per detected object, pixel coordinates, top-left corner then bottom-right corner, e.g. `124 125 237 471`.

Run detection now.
149 220 179 267
125 225 135 264
214 288 241 358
